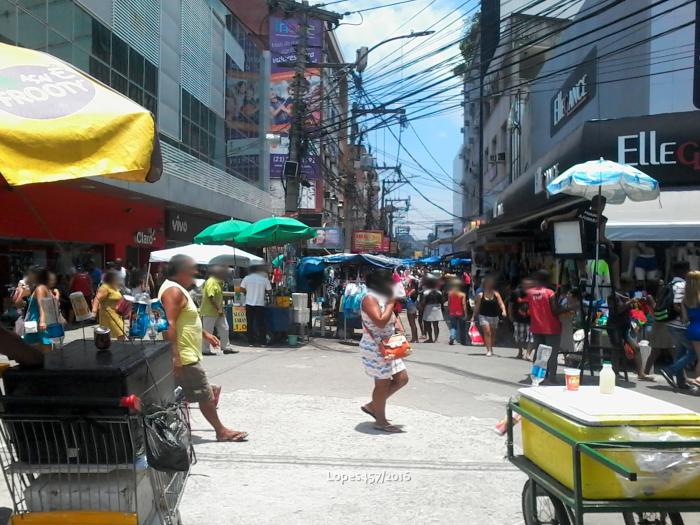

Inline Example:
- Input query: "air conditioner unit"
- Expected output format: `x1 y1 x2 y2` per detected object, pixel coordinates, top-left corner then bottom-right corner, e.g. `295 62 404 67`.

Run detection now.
497 152 506 162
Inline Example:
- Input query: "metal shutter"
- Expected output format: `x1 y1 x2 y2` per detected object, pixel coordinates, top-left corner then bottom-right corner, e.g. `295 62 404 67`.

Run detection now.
112 0 160 66
180 0 211 107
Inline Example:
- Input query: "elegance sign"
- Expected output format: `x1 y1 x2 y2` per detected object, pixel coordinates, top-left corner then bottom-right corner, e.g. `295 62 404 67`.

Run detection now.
551 47 597 136
618 130 700 171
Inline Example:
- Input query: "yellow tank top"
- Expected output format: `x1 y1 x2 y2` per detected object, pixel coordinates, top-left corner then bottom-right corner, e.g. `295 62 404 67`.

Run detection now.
158 279 202 366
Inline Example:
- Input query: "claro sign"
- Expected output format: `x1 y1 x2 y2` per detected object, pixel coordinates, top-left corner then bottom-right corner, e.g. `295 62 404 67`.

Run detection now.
551 47 597 136
618 131 700 171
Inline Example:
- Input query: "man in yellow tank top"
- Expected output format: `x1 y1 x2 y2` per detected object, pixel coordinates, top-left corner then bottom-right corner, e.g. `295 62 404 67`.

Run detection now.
160 254 248 442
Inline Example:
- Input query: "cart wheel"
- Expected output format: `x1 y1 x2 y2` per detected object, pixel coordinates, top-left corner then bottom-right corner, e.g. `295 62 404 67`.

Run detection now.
522 479 571 525
622 512 684 525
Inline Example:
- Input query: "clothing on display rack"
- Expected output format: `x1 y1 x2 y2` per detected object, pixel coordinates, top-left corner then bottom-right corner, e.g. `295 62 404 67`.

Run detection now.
628 243 659 282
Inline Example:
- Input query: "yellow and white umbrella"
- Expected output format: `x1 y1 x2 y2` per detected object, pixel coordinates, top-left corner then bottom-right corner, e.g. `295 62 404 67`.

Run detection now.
0 42 162 186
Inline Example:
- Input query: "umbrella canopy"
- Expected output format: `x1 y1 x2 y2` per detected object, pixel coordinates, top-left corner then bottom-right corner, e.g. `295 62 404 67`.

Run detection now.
194 219 251 244
0 43 161 186
149 244 263 267
235 217 316 247
322 253 401 269
546 158 660 204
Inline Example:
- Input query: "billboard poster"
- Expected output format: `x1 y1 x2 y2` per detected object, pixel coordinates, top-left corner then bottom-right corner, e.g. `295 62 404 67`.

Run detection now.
352 230 385 253
225 54 261 180
269 16 324 73
268 16 322 180
307 227 343 250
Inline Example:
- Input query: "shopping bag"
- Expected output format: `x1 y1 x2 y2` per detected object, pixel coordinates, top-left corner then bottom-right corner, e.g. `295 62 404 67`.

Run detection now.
144 404 192 472
468 322 484 346
379 334 412 359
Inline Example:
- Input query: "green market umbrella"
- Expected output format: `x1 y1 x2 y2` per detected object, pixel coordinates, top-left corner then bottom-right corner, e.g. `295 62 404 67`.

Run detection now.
194 219 251 244
272 254 285 267
235 217 316 247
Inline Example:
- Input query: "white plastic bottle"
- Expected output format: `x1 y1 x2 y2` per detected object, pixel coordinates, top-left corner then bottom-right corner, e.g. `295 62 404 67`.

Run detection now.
599 361 616 394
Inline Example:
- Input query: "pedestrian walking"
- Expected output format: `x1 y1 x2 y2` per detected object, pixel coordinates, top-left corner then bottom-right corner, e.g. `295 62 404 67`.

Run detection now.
471 276 506 356
406 286 419 343
359 269 408 433
644 280 674 375
17 266 52 353
159 254 247 442
92 271 126 340
525 271 562 384
659 262 698 393
419 276 444 343
681 271 700 387
447 281 468 345
509 279 534 359
241 264 271 347
200 265 238 355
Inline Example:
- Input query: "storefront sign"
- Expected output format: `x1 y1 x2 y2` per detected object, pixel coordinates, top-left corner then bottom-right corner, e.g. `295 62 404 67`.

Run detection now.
134 228 156 246
307 227 343 250
352 230 384 253
617 130 700 170
551 47 597 136
165 210 216 243
231 306 247 332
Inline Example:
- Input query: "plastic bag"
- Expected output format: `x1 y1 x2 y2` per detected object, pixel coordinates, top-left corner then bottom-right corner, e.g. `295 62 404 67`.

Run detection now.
468 323 484 345
144 405 192 472
531 344 552 386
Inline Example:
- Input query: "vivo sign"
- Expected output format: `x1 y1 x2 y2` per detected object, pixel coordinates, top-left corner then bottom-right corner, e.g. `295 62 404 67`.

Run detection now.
618 131 700 171
551 47 597 136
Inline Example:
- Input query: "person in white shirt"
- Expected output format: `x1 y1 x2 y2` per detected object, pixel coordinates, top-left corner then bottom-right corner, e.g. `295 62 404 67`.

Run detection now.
241 264 271 346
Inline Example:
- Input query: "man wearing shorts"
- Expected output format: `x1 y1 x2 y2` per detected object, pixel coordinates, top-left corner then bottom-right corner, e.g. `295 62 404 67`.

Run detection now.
509 278 534 360
159 254 248 442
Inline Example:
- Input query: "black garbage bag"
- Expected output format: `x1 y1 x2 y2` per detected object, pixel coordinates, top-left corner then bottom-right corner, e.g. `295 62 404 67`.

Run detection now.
143 404 192 472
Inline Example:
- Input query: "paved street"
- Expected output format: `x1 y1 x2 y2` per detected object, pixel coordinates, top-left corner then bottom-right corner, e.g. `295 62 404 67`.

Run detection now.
0 326 698 524
178 328 700 525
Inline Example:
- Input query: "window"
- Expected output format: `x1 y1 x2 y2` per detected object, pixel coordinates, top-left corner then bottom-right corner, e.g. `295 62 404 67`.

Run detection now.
17 9 45 49
91 18 110 64
111 34 128 75
48 0 72 40
128 47 144 86
0 0 17 44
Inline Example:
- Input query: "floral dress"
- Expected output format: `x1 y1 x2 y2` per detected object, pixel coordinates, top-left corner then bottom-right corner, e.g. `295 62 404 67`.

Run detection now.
360 291 406 379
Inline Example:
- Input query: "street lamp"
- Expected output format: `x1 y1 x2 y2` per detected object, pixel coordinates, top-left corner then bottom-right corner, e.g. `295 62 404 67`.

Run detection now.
355 31 435 73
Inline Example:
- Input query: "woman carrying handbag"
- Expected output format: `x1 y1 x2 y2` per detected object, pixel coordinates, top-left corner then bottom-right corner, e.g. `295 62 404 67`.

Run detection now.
359 269 410 434
92 271 127 340
18 266 53 353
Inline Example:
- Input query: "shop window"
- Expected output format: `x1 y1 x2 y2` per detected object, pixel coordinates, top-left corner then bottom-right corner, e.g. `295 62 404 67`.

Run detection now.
17 9 46 50
111 33 128 75
48 0 72 40
129 47 144 86
0 0 18 45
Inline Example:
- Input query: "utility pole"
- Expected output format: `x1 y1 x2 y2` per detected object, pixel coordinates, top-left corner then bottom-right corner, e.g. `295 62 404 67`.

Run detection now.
285 2 309 213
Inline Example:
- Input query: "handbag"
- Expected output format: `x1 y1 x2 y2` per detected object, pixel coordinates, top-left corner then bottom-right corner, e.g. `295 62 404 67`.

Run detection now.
468 322 484 345
114 297 133 317
378 334 412 359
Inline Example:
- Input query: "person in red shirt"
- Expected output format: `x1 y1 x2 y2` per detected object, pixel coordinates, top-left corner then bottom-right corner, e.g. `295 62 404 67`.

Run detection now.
525 270 563 384
69 266 94 321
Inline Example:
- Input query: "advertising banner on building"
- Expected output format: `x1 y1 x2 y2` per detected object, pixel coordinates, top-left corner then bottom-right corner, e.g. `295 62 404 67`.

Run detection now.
268 15 322 180
352 230 385 253
307 227 343 250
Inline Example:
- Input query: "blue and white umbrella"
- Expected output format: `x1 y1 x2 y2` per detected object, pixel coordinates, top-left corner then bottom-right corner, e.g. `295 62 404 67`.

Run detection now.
546 158 660 204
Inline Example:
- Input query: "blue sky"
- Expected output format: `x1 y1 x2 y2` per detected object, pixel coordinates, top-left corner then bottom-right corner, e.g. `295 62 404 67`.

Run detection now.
332 0 474 237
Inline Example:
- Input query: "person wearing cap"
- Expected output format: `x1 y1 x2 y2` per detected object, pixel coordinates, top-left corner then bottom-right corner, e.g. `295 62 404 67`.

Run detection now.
200 265 238 355
241 263 272 346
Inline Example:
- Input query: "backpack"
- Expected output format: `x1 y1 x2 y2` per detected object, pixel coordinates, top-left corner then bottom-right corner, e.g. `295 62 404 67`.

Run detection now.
654 283 675 322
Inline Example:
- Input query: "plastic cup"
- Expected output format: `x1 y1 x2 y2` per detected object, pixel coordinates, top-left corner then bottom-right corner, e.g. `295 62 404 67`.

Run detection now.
565 368 581 391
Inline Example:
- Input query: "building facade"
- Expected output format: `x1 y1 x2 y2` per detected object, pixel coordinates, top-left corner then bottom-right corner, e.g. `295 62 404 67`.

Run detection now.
0 0 272 287
465 0 700 276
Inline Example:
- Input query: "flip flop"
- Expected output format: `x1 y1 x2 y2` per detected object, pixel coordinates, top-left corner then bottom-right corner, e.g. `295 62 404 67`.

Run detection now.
361 405 376 419
373 424 403 434
217 431 248 442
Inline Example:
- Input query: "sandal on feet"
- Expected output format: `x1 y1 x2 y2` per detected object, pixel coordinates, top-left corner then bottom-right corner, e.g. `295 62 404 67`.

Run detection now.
361 405 376 420
374 424 403 433
217 431 248 442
